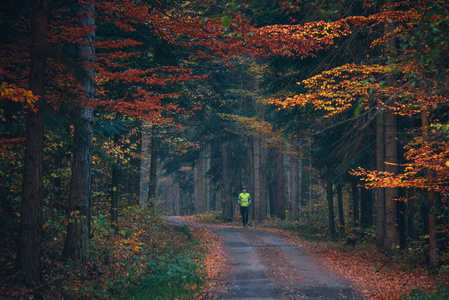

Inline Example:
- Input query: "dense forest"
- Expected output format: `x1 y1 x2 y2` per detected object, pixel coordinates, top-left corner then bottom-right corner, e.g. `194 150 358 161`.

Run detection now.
1 0 448 298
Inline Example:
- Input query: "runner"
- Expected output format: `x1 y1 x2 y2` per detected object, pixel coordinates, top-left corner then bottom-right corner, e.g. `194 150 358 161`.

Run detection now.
238 187 251 227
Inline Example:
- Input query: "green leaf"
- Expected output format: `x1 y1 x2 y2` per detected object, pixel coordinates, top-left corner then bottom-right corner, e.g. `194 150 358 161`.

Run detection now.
222 15 232 29
354 104 363 117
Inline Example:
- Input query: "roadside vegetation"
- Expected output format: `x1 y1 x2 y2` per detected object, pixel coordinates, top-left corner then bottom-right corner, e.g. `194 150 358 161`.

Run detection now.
190 209 449 300
2 0 449 299
1 206 209 299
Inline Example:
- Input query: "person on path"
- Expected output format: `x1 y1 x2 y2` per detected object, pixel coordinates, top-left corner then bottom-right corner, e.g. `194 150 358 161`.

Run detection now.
238 187 251 227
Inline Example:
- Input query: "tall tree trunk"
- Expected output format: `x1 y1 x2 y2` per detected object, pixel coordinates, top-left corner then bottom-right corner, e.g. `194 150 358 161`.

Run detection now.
148 124 158 209
376 111 386 249
174 180 180 215
301 145 311 207
384 110 399 251
253 137 261 221
64 111 94 261
180 191 185 216
215 186 222 214
194 148 207 214
247 137 254 221
260 140 267 220
327 181 336 238
380 0 400 253
129 124 141 201
111 160 119 234
351 179 359 227
360 188 369 229
63 0 95 261
397 191 406 249
139 122 152 207
204 144 211 212
275 148 285 219
283 153 291 217
194 158 201 213
17 0 48 286
298 150 303 215
407 189 416 241
422 110 439 267
222 141 233 220
110 134 119 233
337 184 345 237
290 156 299 220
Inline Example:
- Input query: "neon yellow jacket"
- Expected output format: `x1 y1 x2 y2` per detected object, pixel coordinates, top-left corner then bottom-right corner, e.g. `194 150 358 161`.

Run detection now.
238 192 251 207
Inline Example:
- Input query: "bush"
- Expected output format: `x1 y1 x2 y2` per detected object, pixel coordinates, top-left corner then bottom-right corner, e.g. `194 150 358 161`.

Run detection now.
57 207 207 299
403 286 449 299
125 252 204 299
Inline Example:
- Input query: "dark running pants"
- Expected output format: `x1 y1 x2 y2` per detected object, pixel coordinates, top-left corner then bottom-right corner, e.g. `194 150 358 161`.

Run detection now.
240 206 249 226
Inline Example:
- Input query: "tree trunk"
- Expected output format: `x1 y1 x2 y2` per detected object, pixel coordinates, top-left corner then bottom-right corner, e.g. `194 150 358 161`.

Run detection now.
260 140 267 220
64 107 94 261
351 179 359 227
275 148 285 219
379 0 400 253
376 110 386 249
110 133 119 233
215 186 222 214
222 141 233 220
407 189 416 241
384 110 399 251
148 124 158 209
17 0 48 286
63 0 95 261
139 123 150 207
327 181 336 238
367 188 374 226
247 137 254 221
301 151 310 207
129 124 142 201
174 180 180 215
298 150 303 215
360 188 369 229
194 148 207 214
194 158 202 214
422 109 439 267
111 160 119 234
204 144 211 212
253 137 261 221
283 153 291 217
337 184 345 237
290 156 299 220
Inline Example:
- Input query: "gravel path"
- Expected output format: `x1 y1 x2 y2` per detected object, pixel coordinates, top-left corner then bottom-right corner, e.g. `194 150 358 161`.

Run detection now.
169 217 362 300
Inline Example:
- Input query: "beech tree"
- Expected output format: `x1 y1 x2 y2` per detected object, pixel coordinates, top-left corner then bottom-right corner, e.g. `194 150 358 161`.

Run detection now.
273 0 449 261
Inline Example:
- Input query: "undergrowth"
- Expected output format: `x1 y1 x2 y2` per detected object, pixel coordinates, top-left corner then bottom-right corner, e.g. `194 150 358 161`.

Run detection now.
1 206 207 299
402 285 449 299
63 207 206 299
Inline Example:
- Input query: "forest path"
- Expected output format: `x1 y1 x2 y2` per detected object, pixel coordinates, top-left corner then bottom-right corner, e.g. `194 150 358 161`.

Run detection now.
168 216 362 300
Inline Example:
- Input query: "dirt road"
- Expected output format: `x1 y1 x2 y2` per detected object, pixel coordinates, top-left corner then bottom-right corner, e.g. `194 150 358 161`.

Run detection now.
169 217 361 300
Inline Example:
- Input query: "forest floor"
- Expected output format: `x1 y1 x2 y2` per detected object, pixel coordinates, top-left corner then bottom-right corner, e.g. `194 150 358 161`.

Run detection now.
171 216 445 300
